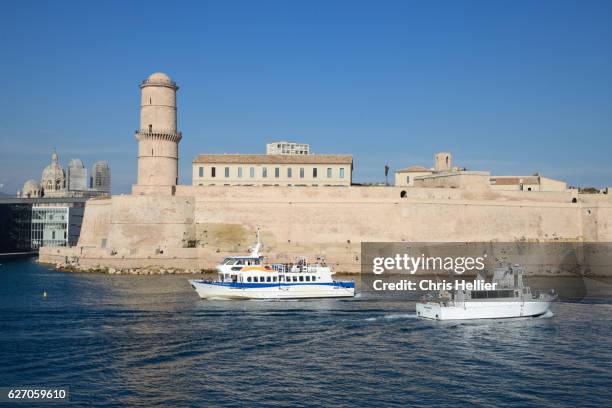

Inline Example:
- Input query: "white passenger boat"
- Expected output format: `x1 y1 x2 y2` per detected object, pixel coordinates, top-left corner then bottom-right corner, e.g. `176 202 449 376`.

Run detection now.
189 231 355 300
416 264 556 320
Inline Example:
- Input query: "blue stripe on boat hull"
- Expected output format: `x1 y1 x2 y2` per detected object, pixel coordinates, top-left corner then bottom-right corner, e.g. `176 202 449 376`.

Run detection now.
190 280 355 289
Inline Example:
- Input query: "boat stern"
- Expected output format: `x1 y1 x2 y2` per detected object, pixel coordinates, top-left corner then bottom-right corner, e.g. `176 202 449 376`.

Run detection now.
416 302 442 320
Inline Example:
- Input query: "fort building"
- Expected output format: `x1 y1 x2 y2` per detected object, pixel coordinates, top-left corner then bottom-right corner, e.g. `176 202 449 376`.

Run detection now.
395 152 568 192
192 153 352 187
37 72 612 275
394 166 433 187
490 175 567 192
133 72 181 196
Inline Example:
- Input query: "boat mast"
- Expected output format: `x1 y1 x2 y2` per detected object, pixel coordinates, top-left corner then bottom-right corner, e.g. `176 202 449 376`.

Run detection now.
249 227 262 257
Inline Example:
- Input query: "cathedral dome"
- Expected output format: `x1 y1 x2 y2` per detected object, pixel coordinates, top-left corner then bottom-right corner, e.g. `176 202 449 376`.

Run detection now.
41 149 66 191
21 179 42 198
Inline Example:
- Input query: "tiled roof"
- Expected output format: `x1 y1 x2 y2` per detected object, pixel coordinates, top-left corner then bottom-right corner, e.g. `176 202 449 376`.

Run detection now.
490 176 539 185
193 154 353 165
395 165 431 173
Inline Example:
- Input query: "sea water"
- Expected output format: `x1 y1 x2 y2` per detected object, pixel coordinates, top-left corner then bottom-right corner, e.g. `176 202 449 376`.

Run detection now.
0 257 611 407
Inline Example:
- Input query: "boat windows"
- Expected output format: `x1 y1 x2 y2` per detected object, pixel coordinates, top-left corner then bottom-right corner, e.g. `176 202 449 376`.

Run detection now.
299 276 304 282
293 276 298 282
471 290 516 299
305 276 310 281
266 276 271 282
247 277 252 282
273 276 277 282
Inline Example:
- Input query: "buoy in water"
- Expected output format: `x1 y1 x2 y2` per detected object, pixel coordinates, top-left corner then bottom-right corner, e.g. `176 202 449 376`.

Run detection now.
43 291 47 298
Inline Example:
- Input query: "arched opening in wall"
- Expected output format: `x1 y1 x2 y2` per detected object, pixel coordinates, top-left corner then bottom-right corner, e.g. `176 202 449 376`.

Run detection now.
148 124 152 133
400 190 407 198
572 198 577 203
151 149 154 156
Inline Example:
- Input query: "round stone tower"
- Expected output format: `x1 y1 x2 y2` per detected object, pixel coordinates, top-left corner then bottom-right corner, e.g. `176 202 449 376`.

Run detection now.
134 72 181 194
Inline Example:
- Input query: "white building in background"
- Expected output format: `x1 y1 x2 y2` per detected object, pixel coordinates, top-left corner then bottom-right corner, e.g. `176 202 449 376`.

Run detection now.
67 158 88 191
266 141 310 155
31 205 84 249
91 161 111 193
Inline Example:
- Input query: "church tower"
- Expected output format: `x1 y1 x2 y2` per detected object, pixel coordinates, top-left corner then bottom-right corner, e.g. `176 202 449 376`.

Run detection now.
134 72 181 194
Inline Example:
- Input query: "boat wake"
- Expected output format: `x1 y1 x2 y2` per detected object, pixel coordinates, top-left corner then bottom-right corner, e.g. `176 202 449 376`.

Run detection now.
537 310 555 319
366 313 418 322
248 298 300 302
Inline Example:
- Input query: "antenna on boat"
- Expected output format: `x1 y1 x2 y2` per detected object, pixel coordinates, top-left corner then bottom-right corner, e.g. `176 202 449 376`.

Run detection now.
250 227 262 257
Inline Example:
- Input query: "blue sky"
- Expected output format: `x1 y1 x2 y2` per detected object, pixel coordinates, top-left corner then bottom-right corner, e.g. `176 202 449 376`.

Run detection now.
1 0 611 194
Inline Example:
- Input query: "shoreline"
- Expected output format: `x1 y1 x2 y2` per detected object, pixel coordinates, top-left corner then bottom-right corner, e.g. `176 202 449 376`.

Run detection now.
37 260 607 277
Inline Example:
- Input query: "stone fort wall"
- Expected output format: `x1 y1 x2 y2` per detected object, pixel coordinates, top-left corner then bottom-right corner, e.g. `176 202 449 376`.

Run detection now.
39 184 612 274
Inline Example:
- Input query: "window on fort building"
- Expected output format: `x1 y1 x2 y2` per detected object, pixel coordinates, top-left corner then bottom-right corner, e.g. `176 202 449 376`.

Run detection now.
406 176 410 184
250 167 255 178
238 167 243 178
327 168 332 178
300 168 305 178
275 167 280 178
313 168 318 178
262 167 268 178
339 168 345 178
199 167 204 177
287 168 292 178
211 167 216 177
224 167 230 177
